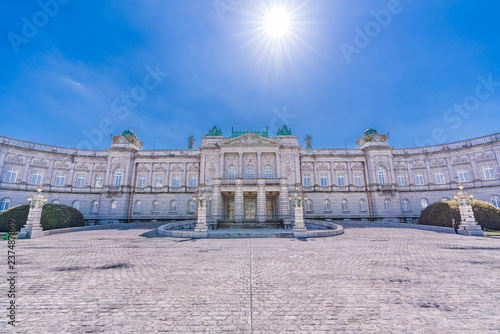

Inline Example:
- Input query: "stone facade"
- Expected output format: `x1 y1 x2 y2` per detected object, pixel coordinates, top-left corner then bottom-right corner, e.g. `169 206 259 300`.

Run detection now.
1 128 499 224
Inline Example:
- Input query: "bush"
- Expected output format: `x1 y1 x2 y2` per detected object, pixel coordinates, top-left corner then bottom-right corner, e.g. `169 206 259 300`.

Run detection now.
419 200 500 230
0 204 85 232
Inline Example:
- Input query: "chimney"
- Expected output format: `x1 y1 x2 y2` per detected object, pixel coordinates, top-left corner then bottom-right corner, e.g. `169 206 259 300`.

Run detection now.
305 135 312 149
188 136 195 150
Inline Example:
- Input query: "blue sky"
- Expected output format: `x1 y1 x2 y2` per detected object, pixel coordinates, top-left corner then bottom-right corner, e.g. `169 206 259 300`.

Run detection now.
0 0 499 150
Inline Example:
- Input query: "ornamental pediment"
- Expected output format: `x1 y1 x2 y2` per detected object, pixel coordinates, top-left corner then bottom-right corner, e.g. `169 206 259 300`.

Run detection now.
54 160 71 170
411 160 425 169
6 154 26 165
429 158 447 167
220 133 280 147
474 151 495 162
452 156 469 165
31 158 49 168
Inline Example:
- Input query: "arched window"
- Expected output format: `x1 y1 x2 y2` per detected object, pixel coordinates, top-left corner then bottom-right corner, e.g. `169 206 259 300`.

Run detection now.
72 200 80 211
377 167 387 185
152 200 159 213
110 200 117 213
323 199 331 212
188 200 195 213
305 199 313 212
492 195 500 208
114 168 123 186
0 198 10 212
91 201 99 213
421 198 428 209
51 199 60 204
359 199 366 211
263 165 274 179
384 198 390 211
402 199 410 211
170 200 177 213
134 200 142 213
341 199 349 211
226 165 237 179
245 165 256 179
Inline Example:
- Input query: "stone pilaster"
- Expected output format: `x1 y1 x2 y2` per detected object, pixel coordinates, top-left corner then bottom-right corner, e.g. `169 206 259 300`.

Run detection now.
279 178 289 221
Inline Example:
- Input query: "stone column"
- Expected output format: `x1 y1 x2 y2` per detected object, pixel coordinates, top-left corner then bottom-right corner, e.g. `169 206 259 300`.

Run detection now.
257 179 266 222
257 152 262 178
219 153 225 178
279 179 289 222
239 153 243 178
276 152 281 178
212 180 221 223
235 179 244 222
18 186 48 239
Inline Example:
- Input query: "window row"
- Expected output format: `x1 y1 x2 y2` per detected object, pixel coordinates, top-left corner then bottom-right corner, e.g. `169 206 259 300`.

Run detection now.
303 174 364 187
2 168 198 188
226 165 275 179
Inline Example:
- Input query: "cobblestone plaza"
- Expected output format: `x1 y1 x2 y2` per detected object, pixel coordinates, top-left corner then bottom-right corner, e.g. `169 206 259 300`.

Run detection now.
2 227 499 333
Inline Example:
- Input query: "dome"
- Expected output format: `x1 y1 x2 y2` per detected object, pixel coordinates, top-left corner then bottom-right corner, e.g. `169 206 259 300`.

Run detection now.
122 130 137 138
364 128 379 137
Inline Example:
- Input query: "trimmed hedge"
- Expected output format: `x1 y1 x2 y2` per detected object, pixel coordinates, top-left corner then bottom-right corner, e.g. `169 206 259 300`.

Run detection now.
0 204 85 232
418 200 500 230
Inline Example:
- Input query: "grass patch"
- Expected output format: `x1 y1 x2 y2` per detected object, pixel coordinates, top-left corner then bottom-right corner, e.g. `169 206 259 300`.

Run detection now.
484 230 500 236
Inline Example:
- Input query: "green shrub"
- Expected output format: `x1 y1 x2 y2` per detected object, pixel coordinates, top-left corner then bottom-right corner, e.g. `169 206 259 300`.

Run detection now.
419 200 500 230
0 204 85 232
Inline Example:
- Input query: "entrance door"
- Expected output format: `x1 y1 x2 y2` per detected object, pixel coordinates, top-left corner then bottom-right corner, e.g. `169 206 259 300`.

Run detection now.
227 199 235 220
266 198 274 219
244 198 256 220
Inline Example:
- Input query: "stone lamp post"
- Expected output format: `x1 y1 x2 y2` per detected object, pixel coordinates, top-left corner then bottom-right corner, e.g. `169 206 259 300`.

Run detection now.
18 186 49 239
288 186 308 238
192 185 212 238
453 183 484 236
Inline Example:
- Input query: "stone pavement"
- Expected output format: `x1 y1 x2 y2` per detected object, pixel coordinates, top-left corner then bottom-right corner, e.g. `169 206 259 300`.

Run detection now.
1 227 500 333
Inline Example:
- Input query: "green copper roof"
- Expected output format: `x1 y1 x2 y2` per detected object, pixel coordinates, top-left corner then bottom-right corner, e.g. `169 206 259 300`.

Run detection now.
205 126 223 136
276 125 292 136
230 127 269 138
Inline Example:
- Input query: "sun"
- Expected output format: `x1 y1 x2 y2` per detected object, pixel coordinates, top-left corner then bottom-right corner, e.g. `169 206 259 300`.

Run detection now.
264 8 291 37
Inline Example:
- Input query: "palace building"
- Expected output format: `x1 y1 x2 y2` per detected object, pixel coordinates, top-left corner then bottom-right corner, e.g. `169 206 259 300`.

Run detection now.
1 126 499 225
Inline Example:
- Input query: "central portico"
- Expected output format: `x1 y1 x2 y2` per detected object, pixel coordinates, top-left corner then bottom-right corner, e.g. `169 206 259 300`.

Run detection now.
200 126 299 226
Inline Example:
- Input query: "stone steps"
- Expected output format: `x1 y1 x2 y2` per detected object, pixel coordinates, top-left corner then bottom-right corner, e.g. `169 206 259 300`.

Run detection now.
208 229 293 239
217 221 283 229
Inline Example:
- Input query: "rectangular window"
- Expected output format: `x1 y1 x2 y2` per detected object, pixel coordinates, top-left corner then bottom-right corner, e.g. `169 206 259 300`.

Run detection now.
458 169 470 182
95 175 103 188
76 175 85 188
415 173 424 185
138 175 146 188
320 174 328 187
172 175 180 188
155 175 163 187
55 174 66 186
483 166 496 180
435 171 445 184
31 171 43 185
4 168 18 183
337 174 345 187
189 175 197 188
354 174 362 186
397 174 405 186
303 174 311 187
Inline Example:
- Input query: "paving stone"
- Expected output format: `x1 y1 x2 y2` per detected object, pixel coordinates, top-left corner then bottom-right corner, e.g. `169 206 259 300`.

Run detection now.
0 227 499 333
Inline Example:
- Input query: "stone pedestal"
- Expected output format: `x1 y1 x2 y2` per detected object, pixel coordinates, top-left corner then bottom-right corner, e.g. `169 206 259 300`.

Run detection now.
293 200 308 238
18 187 48 239
193 204 208 239
454 183 484 237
